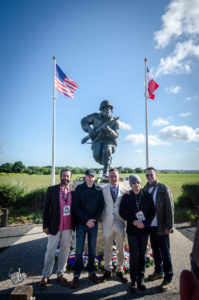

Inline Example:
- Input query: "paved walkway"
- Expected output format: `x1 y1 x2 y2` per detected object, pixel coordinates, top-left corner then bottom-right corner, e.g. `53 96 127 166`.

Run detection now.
0 224 194 299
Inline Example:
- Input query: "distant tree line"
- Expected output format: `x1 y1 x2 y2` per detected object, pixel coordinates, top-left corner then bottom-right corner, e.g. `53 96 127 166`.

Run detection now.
0 161 145 175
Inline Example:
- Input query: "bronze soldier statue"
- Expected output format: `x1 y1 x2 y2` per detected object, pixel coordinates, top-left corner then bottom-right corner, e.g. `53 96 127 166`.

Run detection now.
81 100 119 176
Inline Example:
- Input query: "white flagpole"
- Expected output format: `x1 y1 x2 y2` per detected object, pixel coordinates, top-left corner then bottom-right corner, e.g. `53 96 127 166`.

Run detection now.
144 58 149 168
51 56 56 186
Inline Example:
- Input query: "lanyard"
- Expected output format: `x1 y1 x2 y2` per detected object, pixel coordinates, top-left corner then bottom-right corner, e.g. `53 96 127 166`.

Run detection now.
62 187 70 203
135 194 141 211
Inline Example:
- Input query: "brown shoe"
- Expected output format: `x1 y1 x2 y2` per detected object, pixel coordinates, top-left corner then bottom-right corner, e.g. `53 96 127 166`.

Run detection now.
70 277 79 289
148 271 164 281
88 273 101 284
159 279 172 292
39 277 50 290
57 274 68 286
116 271 128 283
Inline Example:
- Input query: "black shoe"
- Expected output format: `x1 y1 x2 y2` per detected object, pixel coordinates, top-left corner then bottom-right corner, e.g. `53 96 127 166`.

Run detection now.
130 282 136 293
101 270 111 282
116 271 128 283
137 281 146 291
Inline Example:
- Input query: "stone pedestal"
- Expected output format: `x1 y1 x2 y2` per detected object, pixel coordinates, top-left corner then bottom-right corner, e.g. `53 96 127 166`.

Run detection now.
10 285 33 300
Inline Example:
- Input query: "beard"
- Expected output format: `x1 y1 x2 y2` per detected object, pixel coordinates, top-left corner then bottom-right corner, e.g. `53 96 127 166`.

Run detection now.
61 179 70 185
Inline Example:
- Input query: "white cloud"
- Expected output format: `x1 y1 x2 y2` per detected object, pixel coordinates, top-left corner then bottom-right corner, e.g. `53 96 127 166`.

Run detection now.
154 0 199 49
133 149 143 154
149 136 170 146
186 96 192 102
165 86 181 94
185 95 198 102
125 134 145 145
159 125 199 142
125 134 169 146
154 0 199 76
156 40 199 76
152 118 170 127
179 112 191 117
118 120 132 130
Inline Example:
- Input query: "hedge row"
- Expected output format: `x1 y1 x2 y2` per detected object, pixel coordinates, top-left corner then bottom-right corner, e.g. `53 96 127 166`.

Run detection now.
177 183 199 213
0 183 199 215
0 185 47 209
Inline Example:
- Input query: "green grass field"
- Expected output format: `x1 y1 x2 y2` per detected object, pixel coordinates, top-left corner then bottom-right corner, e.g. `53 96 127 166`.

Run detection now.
0 173 198 224
0 173 199 202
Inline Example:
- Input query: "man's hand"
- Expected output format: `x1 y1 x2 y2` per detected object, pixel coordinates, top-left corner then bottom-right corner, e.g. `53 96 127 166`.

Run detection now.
165 228 172 234
133 220 140 227
43 228 50 235
86 219 96 228
133 220 144 229
137 222 145 229
124 190 130 195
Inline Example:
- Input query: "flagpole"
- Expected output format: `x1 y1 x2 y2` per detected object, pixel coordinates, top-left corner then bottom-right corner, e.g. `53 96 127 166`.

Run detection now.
144 58 149 168
51 56 56 186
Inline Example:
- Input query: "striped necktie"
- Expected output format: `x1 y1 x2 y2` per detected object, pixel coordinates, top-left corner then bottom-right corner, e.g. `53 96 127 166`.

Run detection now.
111 186 118 203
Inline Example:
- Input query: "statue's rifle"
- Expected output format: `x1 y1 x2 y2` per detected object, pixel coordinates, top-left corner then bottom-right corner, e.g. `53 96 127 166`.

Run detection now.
81 117 119 144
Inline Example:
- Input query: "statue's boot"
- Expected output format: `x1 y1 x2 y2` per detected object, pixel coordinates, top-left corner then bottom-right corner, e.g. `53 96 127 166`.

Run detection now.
103 164 110 177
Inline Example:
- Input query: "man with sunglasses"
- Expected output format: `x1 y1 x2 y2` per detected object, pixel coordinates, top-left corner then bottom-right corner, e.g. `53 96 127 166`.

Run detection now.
143 167 174 292
180 221 199 299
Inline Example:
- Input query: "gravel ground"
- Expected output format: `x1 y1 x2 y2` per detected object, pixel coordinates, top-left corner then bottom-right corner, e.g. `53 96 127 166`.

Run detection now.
0 223 195 299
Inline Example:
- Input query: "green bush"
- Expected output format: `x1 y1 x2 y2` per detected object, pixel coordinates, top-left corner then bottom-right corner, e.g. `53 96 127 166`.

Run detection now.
22 187 47 208
177 183 199 213
175 209 196 222
0 184 24 208
0 185 47 209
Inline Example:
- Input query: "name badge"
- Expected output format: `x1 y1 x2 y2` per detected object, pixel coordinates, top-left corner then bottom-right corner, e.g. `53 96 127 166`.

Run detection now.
63 205 70 216
136 210 146 221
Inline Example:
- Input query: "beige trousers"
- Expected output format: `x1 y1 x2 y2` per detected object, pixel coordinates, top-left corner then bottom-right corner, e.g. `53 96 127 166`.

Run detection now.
42 229 72 278
103 224 125 272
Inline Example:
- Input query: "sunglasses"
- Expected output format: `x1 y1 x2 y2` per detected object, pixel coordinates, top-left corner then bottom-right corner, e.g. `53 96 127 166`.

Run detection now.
146 174 154 177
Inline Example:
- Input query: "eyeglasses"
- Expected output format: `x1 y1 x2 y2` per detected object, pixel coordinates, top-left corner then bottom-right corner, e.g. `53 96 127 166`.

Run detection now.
190 253 199 280
146 174 154 178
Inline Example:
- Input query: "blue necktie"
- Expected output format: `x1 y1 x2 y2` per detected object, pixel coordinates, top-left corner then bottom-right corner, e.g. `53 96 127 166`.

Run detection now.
111 186 117 203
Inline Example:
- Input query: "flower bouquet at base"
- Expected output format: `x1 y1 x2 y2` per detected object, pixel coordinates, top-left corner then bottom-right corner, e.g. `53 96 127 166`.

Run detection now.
55 242 154 272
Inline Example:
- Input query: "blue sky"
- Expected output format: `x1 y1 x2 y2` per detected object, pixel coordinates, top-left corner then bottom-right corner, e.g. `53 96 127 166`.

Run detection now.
0 0 199 170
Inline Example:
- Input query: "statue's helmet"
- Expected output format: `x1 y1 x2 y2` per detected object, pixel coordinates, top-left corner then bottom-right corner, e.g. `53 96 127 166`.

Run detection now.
99 100 113 111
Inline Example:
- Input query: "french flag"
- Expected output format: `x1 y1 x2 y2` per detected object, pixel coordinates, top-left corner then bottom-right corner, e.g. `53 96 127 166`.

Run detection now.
147 68 159 100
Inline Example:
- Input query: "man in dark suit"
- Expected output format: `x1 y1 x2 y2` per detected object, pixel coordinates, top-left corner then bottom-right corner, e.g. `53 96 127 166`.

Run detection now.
143 167 174 292
70 169 104 289
39 169 74 289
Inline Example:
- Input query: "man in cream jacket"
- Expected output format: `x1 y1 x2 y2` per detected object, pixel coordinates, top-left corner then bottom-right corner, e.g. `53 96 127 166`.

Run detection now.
101 168 128 283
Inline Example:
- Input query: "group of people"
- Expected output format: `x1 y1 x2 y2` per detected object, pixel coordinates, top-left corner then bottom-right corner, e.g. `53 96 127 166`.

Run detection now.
39 166 177 294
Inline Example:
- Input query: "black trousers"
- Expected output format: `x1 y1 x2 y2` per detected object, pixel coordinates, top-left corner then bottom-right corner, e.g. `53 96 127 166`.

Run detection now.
149 227 173 282
128 234 148 283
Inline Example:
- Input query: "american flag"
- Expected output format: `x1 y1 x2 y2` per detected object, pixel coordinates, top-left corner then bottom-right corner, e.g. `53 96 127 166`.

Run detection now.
55 64 78 99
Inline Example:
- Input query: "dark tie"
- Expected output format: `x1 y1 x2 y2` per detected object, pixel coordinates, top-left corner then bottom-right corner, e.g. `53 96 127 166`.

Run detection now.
111 187 117 203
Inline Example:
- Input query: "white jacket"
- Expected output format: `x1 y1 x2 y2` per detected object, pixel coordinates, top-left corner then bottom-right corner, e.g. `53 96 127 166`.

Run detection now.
101 183 127 232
